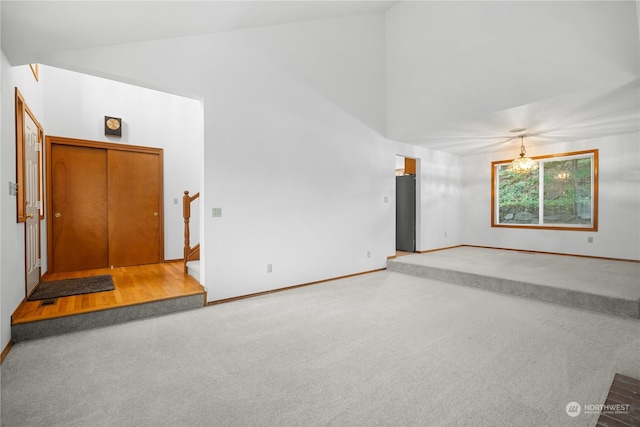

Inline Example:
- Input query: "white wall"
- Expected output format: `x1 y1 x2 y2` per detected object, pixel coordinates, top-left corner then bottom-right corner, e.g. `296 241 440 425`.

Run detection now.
461 133 640 260
199 15 393 299
42 66 204 262
0 26 4 356
0 58 46 352
1 10 4 356
38 13 399 301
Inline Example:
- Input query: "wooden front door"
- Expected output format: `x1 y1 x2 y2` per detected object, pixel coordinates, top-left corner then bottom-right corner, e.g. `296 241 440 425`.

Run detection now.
47 137 164 272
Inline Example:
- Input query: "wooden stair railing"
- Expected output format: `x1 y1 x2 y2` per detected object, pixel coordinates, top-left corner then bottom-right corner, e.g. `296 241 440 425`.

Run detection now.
183 190 200 274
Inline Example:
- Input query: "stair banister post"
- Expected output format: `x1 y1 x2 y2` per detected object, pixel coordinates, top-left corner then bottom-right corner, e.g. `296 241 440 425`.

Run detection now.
183 191 191 273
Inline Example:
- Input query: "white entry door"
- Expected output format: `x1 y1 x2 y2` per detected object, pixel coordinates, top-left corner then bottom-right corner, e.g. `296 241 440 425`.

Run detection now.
23 107 41 296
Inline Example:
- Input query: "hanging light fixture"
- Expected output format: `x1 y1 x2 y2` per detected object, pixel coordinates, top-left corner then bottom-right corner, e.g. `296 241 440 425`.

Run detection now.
510 135 538 173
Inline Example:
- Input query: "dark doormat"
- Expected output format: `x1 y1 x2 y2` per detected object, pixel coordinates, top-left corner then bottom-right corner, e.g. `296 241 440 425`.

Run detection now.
28 275 115 301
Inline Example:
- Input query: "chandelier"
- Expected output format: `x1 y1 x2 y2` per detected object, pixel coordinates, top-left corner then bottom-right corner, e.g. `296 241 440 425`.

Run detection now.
510 135 538 173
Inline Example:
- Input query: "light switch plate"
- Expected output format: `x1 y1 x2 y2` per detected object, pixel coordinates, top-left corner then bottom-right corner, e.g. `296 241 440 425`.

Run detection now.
8 182 18 196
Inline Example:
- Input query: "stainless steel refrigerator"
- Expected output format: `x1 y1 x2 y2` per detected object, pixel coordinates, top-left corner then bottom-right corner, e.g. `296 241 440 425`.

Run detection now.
396 174 416 252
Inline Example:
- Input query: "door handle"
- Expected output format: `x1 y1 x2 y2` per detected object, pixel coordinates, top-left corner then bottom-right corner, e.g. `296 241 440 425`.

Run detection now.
27 213 34 219
55 213 62 218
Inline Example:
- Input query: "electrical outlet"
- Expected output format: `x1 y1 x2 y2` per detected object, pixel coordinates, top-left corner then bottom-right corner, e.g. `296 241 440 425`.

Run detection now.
173 198 179 205
444 231 447 238
588 236 594 243
267 264 272 273
367 251 371 258
384 196 389 203
212 208 222 218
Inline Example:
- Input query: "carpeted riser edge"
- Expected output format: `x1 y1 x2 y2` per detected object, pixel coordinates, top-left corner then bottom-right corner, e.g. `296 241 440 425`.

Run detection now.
12 294 204 342
386 260 639 319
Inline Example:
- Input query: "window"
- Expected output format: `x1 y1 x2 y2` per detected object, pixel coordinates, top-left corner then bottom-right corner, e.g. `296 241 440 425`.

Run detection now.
491 150 598 231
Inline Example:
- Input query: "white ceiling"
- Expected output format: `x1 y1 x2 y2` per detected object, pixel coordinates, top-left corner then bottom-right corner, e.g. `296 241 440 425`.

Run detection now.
394 78 640 155
384 0 640 154
1 1 398 65
1 0 638 155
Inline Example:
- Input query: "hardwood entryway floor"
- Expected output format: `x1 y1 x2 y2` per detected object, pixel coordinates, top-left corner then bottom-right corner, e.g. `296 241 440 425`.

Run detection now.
395 250 414 257
12 261 205 325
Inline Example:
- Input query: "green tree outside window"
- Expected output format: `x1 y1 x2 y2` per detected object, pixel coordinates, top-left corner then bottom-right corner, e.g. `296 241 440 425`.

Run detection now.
492 150 597 230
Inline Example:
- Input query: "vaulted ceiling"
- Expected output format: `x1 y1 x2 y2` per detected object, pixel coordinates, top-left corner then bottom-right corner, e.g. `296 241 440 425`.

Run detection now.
1 1 399 65
2 1 638 155
385 1 640 154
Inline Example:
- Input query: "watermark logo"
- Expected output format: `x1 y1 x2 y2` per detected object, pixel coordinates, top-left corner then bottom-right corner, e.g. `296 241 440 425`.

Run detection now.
565 401 630 418
584 403 630 416
566 402 581 417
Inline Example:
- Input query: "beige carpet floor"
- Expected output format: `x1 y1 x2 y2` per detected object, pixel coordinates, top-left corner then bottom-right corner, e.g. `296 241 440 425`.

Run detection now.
391 246 640 300
2 269 639 426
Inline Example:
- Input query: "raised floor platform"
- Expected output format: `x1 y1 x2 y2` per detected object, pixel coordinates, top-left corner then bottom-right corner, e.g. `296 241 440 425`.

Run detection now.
387 246 640 319
12 261 206 342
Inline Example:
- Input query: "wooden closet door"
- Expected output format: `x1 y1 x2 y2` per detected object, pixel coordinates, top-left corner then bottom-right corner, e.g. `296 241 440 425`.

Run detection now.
108 150 163 267
51 144 109 272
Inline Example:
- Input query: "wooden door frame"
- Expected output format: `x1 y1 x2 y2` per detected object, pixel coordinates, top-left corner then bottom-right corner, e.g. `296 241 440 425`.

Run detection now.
45 136 165 271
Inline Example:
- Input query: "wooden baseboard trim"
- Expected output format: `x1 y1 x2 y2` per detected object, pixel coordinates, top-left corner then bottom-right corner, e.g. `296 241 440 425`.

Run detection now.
398 244 638 263
462 244 640 263
207 244 636 306
208 268 386 306
417 245 464 254
1 340 14 364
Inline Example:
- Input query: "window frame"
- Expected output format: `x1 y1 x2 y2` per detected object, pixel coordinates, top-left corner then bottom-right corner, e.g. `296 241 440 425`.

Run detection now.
491 149 598 231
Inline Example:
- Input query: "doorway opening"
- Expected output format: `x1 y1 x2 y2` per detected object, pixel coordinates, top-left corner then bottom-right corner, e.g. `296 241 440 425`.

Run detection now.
395 156 418 254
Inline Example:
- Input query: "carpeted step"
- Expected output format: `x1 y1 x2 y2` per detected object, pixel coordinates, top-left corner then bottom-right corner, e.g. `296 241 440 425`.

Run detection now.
386 258 639 319
11 294 205 342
